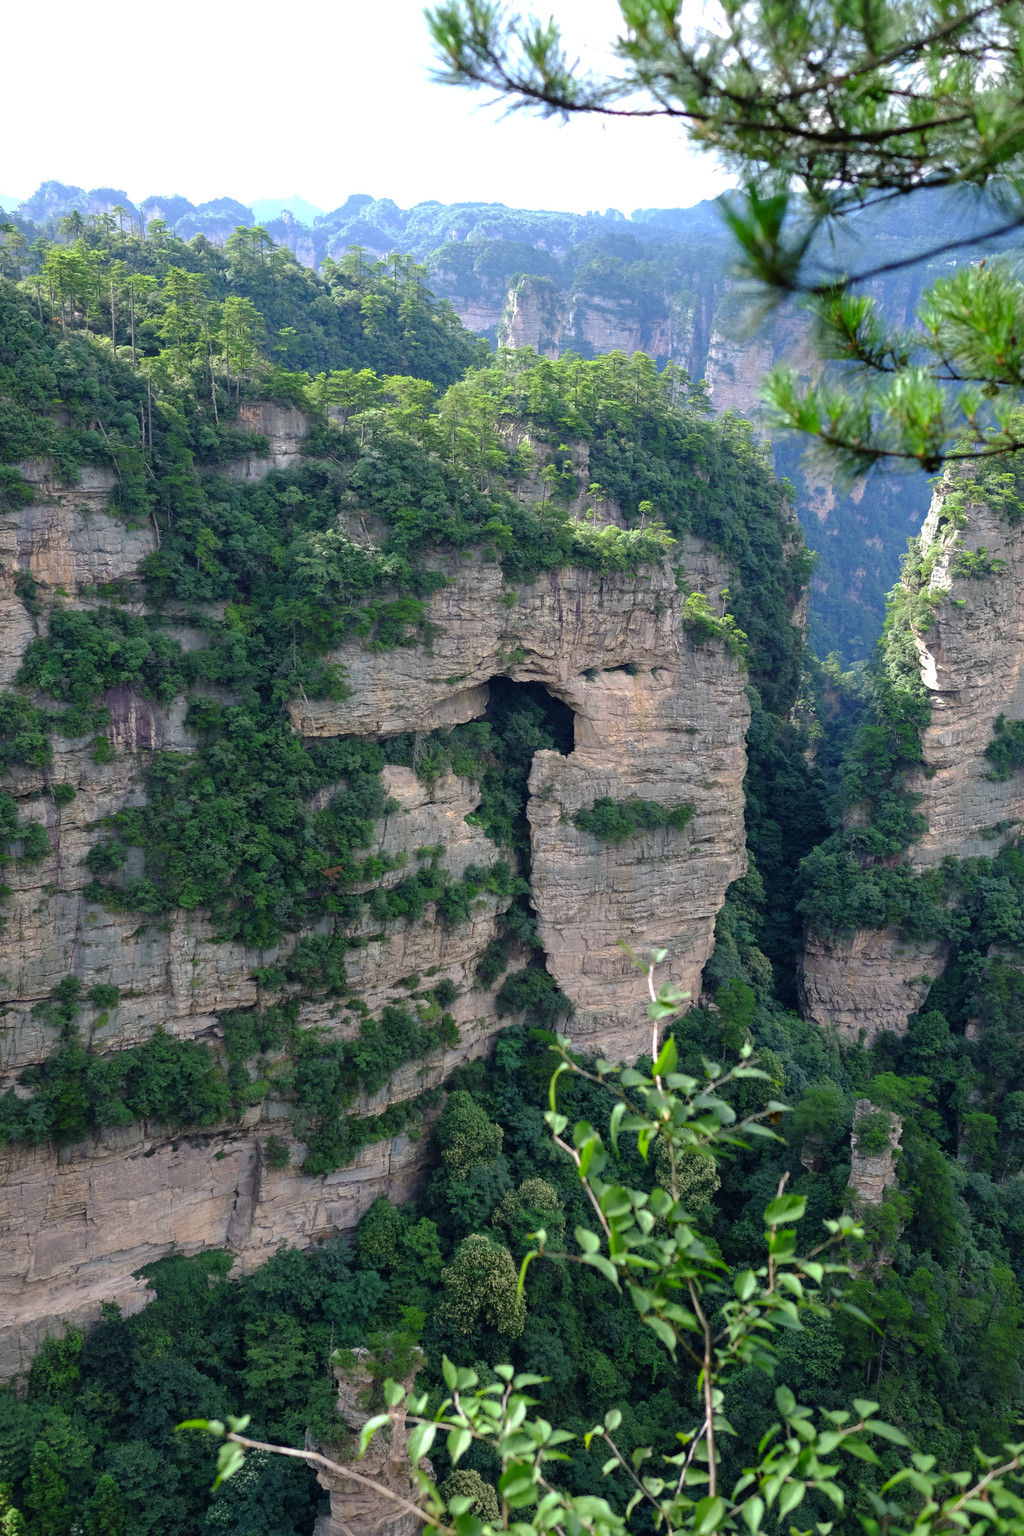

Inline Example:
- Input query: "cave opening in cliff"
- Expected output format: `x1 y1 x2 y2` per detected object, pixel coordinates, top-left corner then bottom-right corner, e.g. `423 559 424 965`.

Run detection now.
479 678 573 870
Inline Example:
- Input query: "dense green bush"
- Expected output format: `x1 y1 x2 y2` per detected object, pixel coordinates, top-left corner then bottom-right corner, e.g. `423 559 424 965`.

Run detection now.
0 977 456 1164
0 693 52 773
984 713 1024 781
574 795 694 843
17 608 190 710
495 965 572 1025
853 1108 896 1156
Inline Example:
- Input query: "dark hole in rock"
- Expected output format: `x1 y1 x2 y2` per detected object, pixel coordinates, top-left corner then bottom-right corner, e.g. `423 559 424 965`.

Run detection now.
475 678 575 998
478 677 573 869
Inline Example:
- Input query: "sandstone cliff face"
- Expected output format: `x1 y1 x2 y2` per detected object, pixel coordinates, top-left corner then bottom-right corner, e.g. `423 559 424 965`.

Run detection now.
230 401 312 479
0 432 755 1373
291 539 750 1059
906 483 1024 866
849 1098 902 1206
800 474 1024 1041
0 1124 433 1380
800 928 947 1045
498 277 563 357
0 749 512 1374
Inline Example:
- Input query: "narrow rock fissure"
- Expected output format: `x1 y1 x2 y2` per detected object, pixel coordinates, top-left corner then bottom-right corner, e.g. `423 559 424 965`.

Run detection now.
473 678 574 999
479 677 574 882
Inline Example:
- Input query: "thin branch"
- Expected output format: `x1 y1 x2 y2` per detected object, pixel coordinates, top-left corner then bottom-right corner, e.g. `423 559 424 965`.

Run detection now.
804 212 1024 294
938 1452 1024 1525
687 1277 717 1498
554 1135 614 1240
600 1431 663 1512
223 1432 449 1534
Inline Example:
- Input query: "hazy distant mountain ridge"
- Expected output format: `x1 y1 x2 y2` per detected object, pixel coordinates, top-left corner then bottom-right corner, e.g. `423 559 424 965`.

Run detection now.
7 179 1022 658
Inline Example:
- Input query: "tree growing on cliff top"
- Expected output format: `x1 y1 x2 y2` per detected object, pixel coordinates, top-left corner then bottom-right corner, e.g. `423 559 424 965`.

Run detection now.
426 0 1024 475
186 958 1024 1536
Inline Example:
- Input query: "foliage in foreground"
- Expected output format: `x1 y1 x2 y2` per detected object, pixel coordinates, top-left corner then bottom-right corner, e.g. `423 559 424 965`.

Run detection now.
191 964 1024 1536
427 0 1024 473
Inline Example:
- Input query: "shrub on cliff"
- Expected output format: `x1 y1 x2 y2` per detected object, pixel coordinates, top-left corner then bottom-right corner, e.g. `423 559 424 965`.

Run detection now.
574 795 694 844
435 1090 503 1180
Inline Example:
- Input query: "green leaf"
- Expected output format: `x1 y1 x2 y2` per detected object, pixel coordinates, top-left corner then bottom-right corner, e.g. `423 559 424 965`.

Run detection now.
777 1483 806 1518
609 1100 625 1157
817 1481 845 1510
499 1465 539 1508
694 1494 726 1533
654 1034 678 1076
742 1495 765 1532
548 1061 569 1112
443 1356 459 1390
838 1302 880 1331
517 1245 542 1297
764 1194 807 1226
582 1252 620 1285
213 1442 245 1489
775 1385 796 1417
358 1413 391 1457
734 1269 757 1301
864 1419 911 1446
645 1314 677 1352
841 1436 881 1465
575 1225 602 1253
407 1423 437 1463
447 1427 472 1465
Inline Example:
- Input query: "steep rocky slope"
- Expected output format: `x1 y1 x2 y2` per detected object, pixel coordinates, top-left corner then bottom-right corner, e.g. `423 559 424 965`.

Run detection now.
0 399 757 1375
801 467 1024 1039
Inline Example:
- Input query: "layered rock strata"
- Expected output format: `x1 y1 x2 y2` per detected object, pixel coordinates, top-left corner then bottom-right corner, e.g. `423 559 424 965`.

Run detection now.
849 1098 903 1206
799 928 947 1046
906 482 1024 865
0 448 753 1372
292 537 750 1059
311 1351 426 1536
801 472 1024 1040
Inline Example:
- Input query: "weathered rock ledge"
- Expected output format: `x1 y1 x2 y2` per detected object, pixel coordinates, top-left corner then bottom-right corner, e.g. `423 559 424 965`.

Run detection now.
292 540 750 1059
0 463 753 1373
801 474 1024 1040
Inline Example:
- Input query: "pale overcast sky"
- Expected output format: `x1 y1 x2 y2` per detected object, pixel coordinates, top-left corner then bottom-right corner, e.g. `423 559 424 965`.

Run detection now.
2 0 729 215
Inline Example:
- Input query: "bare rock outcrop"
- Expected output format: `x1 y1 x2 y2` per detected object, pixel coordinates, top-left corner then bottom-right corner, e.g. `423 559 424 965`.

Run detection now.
0 463 156 686
0 440 756 1371
312 1351 426 1536
228 401 312 480
906 482 1024 865
799 928 948 1046
849 1098 902 1206
801 471 1024 1040
498 276 564 356
0 1126 435 1381
291 541 750 1060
